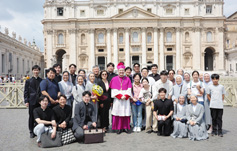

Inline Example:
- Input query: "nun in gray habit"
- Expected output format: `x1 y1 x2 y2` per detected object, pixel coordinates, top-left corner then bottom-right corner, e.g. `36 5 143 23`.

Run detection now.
85 72 98 120
203 72 212 128
71 75 85 118
171 95 188 138
172 75 188 104
187 94 208 141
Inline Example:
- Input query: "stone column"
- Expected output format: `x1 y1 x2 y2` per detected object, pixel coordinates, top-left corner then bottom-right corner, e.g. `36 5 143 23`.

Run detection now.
90 29 95 70
107 28 111 63
113 28 118 66
159 28 164 70
46 30 53 68
176 27 181 70
125 28 130 67
68 29 77 65
154 27 158 65
218 27 225 71
193 27 201 70
142 27 147 68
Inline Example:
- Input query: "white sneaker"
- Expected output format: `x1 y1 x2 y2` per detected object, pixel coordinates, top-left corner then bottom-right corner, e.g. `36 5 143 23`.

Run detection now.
137 127 141 132
133 127 137 132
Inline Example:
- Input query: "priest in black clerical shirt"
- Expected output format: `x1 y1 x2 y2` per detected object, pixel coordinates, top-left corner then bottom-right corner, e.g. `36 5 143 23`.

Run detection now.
153 88 174 136
53 95 72 131
148 64 160 81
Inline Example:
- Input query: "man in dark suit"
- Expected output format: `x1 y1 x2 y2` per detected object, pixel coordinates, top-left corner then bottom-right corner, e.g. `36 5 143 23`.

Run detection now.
73 91 97 141
107 62 117 83
24 65 42 138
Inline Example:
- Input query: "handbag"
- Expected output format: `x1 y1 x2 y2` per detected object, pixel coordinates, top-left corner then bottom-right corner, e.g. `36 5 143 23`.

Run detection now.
61 128 77 145
84 128 104 144
40 130 62 148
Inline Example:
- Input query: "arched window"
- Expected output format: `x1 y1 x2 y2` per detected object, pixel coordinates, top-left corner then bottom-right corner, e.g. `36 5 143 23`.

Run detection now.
119 33 123 44
98 33 104 43
147 32 152 43
81 34 86 44
58 33 64 44
166 32 172 42
207 31 212 42
185 32 189 42
132 32 139 42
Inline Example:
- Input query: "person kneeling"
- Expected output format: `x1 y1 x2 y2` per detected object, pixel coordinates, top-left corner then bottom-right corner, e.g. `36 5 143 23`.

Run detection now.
153 88 174 136
72 91 97 142
33 95 57 147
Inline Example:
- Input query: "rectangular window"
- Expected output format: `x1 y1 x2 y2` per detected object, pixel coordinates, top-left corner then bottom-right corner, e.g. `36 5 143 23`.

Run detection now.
57 8 64 16
166 56 173 70
148 48 152 51
119 9 123 14
2 54 5 73
98 49 104 52
119 48 124 52
166 8 173 15
185 8 189 15
80 10 85 17
98 57 105 70
206 5 212 14
17 58 19 73
132 56 139 65
167 48 172 51
147 8 152 13
132 47 139 52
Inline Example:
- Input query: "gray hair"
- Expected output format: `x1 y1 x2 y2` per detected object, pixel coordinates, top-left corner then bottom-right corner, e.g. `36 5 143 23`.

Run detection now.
92 65 100 70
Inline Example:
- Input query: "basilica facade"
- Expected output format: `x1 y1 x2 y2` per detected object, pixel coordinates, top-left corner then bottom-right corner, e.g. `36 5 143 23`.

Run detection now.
42 0 225 72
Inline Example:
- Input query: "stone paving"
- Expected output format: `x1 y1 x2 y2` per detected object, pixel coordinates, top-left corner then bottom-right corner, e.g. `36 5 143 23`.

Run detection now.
0 107 237 151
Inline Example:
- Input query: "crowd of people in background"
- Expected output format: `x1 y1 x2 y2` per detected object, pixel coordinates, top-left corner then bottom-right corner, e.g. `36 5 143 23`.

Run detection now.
24 62 226 147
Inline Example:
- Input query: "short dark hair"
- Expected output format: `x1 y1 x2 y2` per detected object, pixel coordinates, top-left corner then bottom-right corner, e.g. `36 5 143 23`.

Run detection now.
82 91 91 97
38 95 49 103
133 63 140 67
151 64 158 69
168 69 175 74
160 70 168 76
100 70 108 79
62 71 69 75
125 67 132 71
141 67 148 72
158 88 167 93
53 63 61 69
107 62 115 68
133 73 142 79
78 69 86 74
211 74 220 79
58 94 67 100
69 64 77 68
32 65 41 71
141 77 149 83
47 68 56 74
192 70 199 76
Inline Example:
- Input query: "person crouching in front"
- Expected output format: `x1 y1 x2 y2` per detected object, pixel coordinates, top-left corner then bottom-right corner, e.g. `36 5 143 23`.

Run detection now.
72 91 97 142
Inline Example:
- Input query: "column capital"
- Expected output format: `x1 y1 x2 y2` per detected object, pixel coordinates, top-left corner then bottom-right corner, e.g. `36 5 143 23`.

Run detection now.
68 28 78 34
89 28 95 34
106 28 111 33
154 27 158 32
141 27 147 32
46 30 53 35
192 27 202 32
218 27 224 32
159 27 164 32
125 27 130 32
176 27 181 32
113 28 118 32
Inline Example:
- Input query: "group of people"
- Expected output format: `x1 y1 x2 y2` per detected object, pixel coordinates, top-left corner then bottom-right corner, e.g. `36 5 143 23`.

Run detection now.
24 62 225 147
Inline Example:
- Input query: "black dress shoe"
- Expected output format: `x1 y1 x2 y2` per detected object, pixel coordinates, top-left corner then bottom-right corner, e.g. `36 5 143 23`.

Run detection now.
218 133 223 137
30 133 35 138
146 130 153 134
117 130 122 134
153 131 158 133
157 132 162 136
124 129 130 133
211 131 217 136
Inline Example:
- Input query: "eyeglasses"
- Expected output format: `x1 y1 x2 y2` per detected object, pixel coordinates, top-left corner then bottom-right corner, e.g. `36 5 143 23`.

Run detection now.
102 74 107 76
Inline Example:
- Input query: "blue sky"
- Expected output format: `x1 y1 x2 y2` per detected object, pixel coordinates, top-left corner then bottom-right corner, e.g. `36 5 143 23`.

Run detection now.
0 0 236 52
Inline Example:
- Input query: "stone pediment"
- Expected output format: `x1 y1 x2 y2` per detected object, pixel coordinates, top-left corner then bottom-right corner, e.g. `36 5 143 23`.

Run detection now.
111 6 159 19
227 11 237 20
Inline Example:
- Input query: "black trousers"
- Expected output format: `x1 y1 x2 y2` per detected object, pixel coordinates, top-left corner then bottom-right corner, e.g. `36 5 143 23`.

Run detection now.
211 108 223 133
99 99 110 128
158 118 172 136
28 103 39 133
